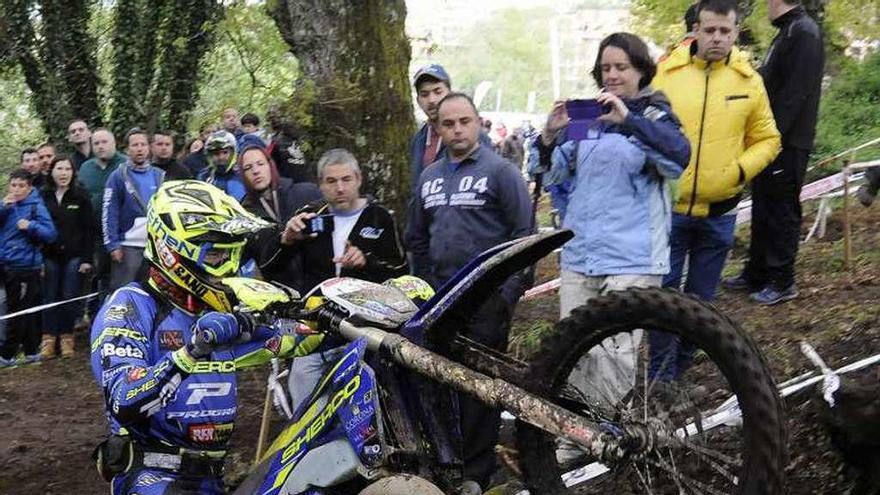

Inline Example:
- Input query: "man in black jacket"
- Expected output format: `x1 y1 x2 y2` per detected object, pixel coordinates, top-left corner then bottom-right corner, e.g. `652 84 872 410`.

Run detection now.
271 148 407 293
725 0 824 305
270 148 407 415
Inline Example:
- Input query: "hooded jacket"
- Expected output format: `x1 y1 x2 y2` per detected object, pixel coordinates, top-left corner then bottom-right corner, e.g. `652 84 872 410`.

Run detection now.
547 89 690 276
653 44 781 217
0 188 57 270
240 147 323 289
102 161 165 251
259 198 408 294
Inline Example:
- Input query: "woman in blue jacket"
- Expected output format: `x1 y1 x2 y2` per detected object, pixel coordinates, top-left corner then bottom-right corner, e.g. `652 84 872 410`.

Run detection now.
538 32 691 409
41 156 95 359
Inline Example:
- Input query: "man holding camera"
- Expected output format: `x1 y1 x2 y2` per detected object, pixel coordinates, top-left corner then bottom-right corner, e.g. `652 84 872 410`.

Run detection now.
272 148 408 293
269 148 408 411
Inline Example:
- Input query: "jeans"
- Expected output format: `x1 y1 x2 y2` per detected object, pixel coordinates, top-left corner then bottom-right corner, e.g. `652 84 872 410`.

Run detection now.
648 213 736 382
43 257 83 336
109 246 146 292
458 293 513 489
87 245 112 319
287 345 350 415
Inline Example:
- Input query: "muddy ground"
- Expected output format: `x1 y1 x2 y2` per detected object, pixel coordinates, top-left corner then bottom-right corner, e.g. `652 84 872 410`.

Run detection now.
0 202 877 494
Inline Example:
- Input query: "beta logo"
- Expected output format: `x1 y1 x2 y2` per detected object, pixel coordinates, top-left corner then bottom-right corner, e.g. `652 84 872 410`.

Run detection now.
101 343 145 359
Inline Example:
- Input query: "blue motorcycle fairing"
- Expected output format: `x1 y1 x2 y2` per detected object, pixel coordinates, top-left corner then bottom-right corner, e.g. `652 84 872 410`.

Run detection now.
251 337 382 495
401 230 573 345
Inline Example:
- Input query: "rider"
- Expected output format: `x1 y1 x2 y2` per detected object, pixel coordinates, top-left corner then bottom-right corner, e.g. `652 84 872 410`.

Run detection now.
89 181 321 494
199 130 247 202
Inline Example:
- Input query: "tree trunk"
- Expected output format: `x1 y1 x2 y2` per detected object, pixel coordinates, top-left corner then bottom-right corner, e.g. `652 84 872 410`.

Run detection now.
268 0 416 217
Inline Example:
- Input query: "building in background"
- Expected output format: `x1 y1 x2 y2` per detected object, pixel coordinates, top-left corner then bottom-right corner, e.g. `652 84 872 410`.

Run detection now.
406 0 632 119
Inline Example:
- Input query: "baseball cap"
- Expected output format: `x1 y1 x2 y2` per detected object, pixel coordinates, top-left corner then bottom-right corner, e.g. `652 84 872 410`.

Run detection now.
413 64 451 88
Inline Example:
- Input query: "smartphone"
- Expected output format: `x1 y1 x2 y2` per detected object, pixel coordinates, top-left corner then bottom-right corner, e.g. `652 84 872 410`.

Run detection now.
303 214 335 235
565 99 606 140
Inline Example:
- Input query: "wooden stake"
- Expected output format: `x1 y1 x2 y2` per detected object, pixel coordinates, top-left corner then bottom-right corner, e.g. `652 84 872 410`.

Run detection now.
254 371 274 465
842 153 855 271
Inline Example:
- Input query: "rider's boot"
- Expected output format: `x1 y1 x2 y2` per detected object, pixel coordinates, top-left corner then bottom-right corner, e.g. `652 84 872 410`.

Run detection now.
40 334 57 360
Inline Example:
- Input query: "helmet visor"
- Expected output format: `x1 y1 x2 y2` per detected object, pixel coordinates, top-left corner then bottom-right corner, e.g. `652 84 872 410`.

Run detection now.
197 242 242 277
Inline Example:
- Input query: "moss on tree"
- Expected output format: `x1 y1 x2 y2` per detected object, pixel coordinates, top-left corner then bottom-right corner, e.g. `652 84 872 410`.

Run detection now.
269 0 416 216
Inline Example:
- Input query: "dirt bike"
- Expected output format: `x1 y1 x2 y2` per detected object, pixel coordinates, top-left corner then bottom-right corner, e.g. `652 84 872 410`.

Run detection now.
228 229 786 495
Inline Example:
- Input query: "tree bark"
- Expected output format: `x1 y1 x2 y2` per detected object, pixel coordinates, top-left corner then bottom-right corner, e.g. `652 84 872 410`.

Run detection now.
268 0 416 217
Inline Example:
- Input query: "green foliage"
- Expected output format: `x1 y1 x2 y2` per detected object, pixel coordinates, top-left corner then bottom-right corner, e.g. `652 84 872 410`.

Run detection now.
812 51 880 171
827 0 880 42
188 2 298 136
433 7 553 112
2 0 102 140
106 0 221 139
0 67 46 175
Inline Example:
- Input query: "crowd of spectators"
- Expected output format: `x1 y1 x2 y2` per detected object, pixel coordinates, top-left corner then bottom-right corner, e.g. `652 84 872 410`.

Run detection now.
0 104 333 364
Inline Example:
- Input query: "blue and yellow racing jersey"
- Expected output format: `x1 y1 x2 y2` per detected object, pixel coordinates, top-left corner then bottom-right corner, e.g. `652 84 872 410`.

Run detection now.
89 282 322 451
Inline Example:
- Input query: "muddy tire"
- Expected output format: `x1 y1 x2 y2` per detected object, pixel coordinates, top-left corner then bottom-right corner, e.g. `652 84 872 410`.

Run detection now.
516 288 785 494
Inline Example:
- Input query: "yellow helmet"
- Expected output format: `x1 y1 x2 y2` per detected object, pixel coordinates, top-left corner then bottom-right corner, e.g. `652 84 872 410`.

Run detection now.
145 180 270 312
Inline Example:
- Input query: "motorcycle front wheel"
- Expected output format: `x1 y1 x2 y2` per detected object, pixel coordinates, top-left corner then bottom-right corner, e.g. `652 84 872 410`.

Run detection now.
516 288 786 495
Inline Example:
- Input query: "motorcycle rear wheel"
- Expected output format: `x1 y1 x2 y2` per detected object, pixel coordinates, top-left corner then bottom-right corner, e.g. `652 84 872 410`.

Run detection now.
516 288 786 495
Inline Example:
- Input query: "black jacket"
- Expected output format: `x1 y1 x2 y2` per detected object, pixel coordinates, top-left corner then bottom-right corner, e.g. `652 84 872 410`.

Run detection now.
242 178 321 224
268 131 315 184
154 158 193 181
244 179 322 290
759 6 824 150
183 152 208 177
41 186 95 261
259 198 407 293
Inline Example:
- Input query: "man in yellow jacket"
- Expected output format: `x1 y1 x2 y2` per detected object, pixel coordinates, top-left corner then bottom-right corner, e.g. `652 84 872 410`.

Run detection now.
648 0 781 383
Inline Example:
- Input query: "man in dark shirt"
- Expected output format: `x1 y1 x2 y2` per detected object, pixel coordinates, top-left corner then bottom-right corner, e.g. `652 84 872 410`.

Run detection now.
407 93 532 490
725 0 824 305
67 119 93 170
20 147 45 190
150 130 192 180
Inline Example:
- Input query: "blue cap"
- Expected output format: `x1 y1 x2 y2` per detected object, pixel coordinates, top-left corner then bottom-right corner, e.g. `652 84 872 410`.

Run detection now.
413 64 451 88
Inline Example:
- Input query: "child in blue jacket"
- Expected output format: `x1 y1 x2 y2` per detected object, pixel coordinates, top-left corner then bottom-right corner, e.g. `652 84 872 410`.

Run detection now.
0 169 57 365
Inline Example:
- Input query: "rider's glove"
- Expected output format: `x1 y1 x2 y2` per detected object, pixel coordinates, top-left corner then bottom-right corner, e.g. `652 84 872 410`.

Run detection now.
189 312 242 358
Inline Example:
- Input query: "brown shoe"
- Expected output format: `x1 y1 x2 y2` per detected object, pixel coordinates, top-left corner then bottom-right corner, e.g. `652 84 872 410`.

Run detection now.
60 334 75 358
40 334 57 360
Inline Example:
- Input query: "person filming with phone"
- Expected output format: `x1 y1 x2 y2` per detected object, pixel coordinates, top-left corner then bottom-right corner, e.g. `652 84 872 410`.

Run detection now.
273 148 408 293
533 32 691 409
